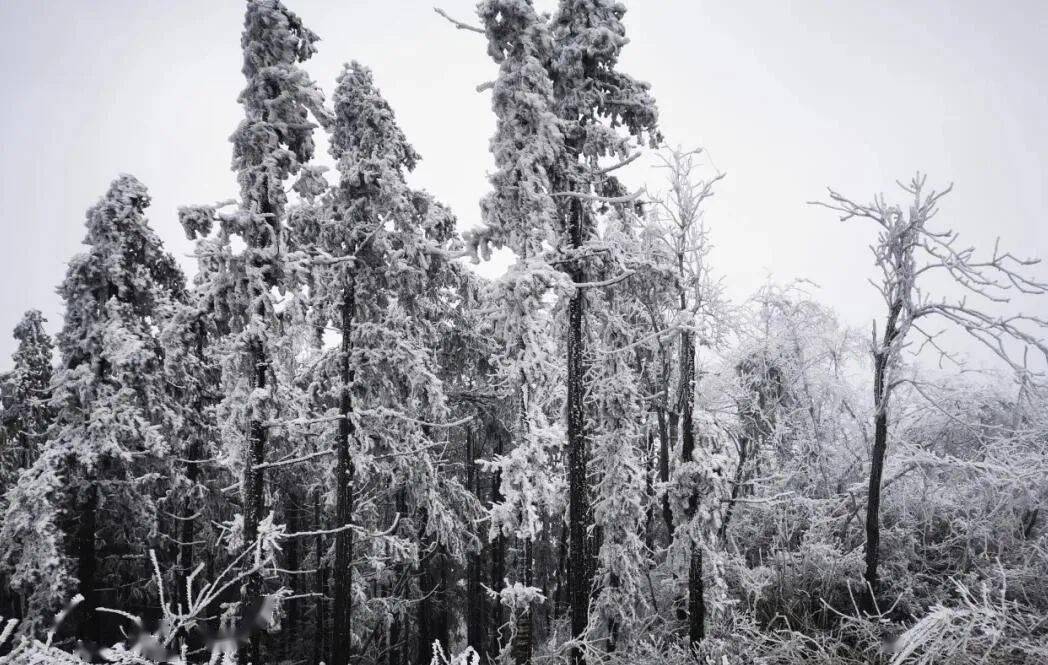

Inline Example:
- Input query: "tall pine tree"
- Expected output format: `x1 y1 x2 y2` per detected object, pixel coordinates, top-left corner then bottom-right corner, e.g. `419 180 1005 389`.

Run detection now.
1 175 184 640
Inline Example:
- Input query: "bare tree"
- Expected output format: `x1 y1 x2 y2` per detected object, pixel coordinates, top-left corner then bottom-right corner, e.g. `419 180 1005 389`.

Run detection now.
813 173 1048 613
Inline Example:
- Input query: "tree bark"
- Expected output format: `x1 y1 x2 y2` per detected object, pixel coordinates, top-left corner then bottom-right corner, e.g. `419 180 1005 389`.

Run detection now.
244 337 267 665
332 283 356 665
679 330 704 647
313 490 328 665
76 483 99 644
566 197 592 665
864 304 901 615
416 510 437 665
178 440 200 619
490 424 506 662
511 540 534 665
465 425 488 654
657 408 673 541
284 497 300 663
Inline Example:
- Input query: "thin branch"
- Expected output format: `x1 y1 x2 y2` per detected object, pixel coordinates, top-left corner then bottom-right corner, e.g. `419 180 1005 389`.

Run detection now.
434 7 484 34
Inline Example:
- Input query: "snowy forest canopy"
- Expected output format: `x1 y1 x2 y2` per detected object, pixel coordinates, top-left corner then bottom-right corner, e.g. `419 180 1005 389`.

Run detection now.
1 2 1047 665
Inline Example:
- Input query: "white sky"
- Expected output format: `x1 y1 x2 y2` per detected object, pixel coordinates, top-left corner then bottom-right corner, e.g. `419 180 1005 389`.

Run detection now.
1 0 1046 367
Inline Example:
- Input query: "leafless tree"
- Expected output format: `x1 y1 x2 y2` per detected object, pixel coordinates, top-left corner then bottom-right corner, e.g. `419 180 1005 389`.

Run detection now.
812 173 1048 614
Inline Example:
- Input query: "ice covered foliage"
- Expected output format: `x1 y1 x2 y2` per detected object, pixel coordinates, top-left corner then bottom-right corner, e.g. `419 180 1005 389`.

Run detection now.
550 0 659 168
473 0 564 261
1 175 185 630
233 0 326 215
471 0 570 544
314 61 479 556
288 61 482 659
1 310 54 485
178 1 327 604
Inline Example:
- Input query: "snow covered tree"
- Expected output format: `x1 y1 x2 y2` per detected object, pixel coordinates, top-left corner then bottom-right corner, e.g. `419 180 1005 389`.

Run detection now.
179 2 325 661
0 175 185 641
471 1 659 660
813 174 1048 614
158 282 227 627
1 310 54 483
649 148 725 647
0 309 54 621
287 61 481 665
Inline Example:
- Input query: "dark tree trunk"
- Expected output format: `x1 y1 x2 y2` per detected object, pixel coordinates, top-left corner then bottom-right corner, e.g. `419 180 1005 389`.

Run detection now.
718 436 749 542
511 541 533 665
864 359 890 614
178 440 201 620
313 490 328 665
284 498 300 663
332 284 356 665
77 483 99 644
416 512 437 665
243 336 268 665
864 304 901 615
489 422 507 660
644 427 655 552
566 197 592 665
465 426 488 653
687 548 705 646
678 330 704 647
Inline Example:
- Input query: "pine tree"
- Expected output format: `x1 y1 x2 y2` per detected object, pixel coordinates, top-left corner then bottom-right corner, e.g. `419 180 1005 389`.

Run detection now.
179 3 325 661
474 2 658 661
0 310 54 620
1 175 184 640
1 310 54 481
288 61 480 665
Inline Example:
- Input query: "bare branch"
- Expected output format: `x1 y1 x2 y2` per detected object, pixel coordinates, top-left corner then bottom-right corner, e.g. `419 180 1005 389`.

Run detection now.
434 7 484 34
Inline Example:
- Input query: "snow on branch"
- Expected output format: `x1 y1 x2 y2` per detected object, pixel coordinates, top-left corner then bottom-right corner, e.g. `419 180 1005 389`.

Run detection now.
434 7 484 34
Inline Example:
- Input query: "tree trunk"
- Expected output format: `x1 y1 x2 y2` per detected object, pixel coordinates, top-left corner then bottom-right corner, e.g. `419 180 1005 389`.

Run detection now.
243 337 268 665
511 540 533 665
687 548 705 646
416 511 437 665
465 426 488 653
566 197 592 665
658 407 673 542
644 427 655 552
491 426 507 661
313 490 328 665
864 307 900 615
76 483 99 644
718 436 749 542
332 284 356 665
679 330 704 647
284 498 300 663
863 351 890 614
178 440 200 629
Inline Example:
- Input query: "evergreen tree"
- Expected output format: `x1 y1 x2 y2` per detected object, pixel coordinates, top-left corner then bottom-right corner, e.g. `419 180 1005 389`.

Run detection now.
474 2 659 661
287 62 480 665
0 309 54 621
1 175 184 640
1 310 54 481
180 2 325 661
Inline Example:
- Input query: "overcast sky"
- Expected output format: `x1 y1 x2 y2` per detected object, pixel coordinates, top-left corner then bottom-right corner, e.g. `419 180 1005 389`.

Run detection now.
1 0 1046 367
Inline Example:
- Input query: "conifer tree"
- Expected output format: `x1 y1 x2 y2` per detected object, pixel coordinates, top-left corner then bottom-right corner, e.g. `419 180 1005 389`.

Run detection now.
1 310 54 479
288 61 480 665
180 3 325 661
0 310 54 621
1 175 184 640
473 1 658 661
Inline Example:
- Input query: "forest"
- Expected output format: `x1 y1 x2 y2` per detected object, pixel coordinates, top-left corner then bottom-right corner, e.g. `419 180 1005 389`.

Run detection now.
1 1 1046 664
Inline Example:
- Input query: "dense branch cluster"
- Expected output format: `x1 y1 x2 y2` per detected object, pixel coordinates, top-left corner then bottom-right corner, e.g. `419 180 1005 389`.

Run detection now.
1 3 1047 665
